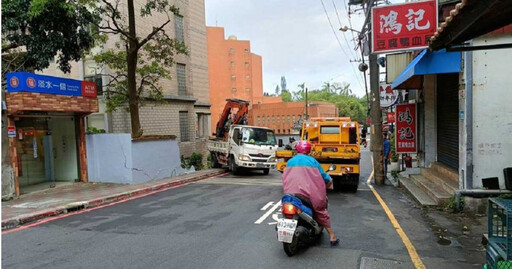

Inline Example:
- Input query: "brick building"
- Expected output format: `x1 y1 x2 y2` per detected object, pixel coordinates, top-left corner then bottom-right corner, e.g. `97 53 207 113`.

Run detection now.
248 102 338 135
207 27 269 131
41 0 210 158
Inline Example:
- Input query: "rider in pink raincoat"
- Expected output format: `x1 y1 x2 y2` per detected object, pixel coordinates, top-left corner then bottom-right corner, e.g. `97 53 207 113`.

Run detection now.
282 141 340 246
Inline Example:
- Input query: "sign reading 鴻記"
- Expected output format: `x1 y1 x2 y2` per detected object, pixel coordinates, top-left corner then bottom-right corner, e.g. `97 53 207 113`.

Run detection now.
6 72 97 98
380 82 399 109
372 0 437 53
395 104 416 153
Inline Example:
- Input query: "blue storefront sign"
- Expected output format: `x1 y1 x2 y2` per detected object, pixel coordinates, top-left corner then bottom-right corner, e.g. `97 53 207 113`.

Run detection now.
6 72 97 98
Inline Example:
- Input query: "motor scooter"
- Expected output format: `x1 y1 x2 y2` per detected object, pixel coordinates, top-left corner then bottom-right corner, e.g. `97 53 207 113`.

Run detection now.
276 166 334 256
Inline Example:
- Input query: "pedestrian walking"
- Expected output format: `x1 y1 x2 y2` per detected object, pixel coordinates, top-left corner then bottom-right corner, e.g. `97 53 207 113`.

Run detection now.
382 134 391 179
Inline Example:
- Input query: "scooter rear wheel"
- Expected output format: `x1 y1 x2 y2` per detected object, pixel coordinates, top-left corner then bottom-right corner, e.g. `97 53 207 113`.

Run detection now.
283 235 299 257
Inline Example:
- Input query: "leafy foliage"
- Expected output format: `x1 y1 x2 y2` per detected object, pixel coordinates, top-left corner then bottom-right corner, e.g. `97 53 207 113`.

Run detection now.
2 0 97 75
280 90 292 102
181 153 204 170
291 82 368 124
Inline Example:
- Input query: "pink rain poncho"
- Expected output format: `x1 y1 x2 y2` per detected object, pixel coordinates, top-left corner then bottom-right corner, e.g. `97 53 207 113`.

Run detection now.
282 154 333 228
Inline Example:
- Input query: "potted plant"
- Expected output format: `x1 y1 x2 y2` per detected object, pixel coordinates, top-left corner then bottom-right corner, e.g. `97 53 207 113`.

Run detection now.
389 132 400 172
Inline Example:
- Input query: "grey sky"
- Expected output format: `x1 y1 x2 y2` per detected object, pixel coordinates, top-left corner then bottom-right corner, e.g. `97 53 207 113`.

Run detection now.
205 0 368 97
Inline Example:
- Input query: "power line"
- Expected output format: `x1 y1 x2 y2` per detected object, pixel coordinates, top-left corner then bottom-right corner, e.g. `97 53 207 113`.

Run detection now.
331 0 358 61
319 0 364 91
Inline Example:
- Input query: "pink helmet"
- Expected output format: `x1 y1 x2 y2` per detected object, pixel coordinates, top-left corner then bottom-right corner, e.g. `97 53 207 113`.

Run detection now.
295 140 312 154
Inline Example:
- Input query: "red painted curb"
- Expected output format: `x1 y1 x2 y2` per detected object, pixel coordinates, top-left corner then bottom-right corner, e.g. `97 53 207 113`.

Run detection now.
2 170 226 231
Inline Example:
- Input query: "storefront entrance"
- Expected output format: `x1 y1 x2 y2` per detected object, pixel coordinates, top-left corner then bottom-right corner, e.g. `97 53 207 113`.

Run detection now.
437 73 460 170
15 115 79 194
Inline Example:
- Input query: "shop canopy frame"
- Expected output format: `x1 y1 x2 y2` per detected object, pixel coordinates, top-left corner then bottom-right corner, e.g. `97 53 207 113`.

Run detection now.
391 49 461 90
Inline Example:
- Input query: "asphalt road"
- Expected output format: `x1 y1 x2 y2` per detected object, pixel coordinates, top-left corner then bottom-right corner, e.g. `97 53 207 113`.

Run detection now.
2 149 484 268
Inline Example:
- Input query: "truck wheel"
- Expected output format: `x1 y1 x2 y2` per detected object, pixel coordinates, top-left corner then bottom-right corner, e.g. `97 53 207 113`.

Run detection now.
262 168 270 175
211 153 221 168
229 156 240 175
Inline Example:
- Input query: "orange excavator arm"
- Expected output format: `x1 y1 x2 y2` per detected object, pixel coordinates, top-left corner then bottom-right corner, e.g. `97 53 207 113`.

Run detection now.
215 99 250 139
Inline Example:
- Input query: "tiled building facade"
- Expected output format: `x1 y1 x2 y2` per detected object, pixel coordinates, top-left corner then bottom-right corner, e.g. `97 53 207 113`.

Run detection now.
248 102 338 135
206 27 265 131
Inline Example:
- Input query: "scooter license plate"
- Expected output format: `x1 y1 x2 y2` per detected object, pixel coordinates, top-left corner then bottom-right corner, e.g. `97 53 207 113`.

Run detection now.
277 219 297 243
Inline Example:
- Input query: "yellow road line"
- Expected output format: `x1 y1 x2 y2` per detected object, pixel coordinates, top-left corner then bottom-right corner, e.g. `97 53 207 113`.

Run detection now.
367 156 426 269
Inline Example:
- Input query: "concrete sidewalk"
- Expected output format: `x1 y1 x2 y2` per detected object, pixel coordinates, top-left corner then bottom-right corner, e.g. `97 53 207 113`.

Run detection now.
2 169 226 230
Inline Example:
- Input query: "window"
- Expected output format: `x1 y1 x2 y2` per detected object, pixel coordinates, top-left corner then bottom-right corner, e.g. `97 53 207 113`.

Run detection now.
244 62 249 68
245 88 251 92
232 128 241 145
230 61 235 66
245 74 250 79
232 88 237 93
320 126 340 134
84 74 103 95
231 75 236 80
174 14 184 43
196 113 209 138
230 48 235 54
177 64 186 95
179 111 189 141
257 116 260 124
244 48 249 53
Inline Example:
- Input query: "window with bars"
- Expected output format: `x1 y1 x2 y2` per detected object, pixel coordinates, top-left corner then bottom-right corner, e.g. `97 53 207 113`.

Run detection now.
84 74 103 95
174 14 184 43
177 64 186 95
179 111 189 141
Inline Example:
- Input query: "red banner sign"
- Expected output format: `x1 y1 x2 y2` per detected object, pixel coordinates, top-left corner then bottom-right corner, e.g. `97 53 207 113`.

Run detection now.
386 112 395 123
372 0 437 53
395 104 416 153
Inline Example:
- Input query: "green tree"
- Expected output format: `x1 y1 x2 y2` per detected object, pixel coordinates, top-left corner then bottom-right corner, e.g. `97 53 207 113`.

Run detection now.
1 0 97 76
92 0 188 138
280 90 292 102
292 82 368 124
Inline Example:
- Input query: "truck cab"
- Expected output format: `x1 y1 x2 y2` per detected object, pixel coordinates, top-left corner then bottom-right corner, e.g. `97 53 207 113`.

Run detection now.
208 125 278 175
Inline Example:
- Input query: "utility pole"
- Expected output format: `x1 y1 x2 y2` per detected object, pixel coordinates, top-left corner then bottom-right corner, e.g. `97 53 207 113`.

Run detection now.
365 0 384 185
305 87 309 120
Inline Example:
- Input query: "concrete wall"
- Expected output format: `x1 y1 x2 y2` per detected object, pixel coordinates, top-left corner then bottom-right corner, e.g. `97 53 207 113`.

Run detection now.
86 134 184 184
86 134 132 184
466 34 512 189
131 139 182 183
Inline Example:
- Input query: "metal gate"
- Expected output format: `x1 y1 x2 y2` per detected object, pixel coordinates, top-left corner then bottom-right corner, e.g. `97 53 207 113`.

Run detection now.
437 74 459 170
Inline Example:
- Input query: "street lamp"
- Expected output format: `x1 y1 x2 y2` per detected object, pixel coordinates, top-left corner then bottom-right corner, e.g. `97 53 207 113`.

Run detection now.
339 26 361 34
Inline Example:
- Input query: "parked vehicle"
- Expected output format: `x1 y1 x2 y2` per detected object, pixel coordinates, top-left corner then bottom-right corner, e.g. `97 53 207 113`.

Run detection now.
276 117 361 191
208 99 277 174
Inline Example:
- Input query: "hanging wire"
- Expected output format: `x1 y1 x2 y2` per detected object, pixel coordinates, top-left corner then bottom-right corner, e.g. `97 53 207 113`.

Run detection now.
320 0 365 91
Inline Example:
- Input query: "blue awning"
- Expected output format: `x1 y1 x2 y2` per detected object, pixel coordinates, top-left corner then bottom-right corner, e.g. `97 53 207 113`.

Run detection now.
391 49 462 89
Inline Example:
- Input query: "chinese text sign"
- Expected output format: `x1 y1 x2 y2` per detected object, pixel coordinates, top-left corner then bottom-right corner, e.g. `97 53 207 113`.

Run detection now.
372 0 437 53
395 104 417 153
6 72 97 98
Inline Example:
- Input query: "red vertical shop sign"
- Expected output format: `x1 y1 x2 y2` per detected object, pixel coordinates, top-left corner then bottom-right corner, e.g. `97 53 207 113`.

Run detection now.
372 0 437 53
395 104 417 153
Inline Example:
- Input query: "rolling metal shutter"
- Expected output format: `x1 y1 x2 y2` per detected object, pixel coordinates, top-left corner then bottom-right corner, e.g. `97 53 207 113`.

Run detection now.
437 74 459 170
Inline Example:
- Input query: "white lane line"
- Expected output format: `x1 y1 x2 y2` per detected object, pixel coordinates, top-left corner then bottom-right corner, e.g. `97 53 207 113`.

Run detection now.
260 201 274 211
255 201 281 224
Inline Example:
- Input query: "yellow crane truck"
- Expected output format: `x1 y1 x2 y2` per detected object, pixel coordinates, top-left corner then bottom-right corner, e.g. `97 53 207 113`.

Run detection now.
276 117 361 192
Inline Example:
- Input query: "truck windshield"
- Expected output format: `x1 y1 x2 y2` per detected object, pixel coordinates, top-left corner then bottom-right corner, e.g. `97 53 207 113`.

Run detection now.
242 128 276 145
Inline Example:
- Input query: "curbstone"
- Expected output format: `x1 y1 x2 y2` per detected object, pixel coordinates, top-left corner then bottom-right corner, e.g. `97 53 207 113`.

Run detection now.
2 169 225 231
